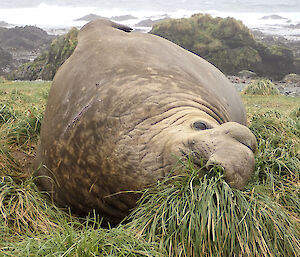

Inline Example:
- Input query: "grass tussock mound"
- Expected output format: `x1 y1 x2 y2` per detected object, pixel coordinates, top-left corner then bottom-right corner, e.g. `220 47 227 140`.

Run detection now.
0 175 64 239
125 161 299 257
0 81 60 239
242 79 280 95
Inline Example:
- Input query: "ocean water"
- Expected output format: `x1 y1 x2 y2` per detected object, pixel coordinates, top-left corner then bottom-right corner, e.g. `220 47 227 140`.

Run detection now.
0 0 300 39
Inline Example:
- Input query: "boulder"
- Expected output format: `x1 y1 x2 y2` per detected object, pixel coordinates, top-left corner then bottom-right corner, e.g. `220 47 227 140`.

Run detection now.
0 21 9 27
110 15 138 21
8 28 78 81
75 14 108 22
238 70 257 79
0 46 13 74
135 18 169 27
283 73 300 83
294 58 300 74
261 15 288 20
0 25 55 76
0 26 54 52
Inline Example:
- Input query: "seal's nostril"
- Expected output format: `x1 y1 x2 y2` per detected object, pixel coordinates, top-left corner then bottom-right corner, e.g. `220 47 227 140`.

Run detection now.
241 139 257 154
219 123 258 154
242 142 254 153
238 137 257 154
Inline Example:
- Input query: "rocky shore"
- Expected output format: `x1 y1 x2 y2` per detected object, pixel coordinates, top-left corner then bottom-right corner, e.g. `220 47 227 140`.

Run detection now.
0 16 299 97
0 25 56 75
228 73 300 97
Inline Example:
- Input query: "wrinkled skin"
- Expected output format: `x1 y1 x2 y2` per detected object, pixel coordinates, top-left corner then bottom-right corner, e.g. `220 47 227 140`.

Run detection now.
35 20 257 225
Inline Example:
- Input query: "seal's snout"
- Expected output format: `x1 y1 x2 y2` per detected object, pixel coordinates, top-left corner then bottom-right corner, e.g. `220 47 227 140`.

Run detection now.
187 122 257 190
209 122 257 189
221 122 257 154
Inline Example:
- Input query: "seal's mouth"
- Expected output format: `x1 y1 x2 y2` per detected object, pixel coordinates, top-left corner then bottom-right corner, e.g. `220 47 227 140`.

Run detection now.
178 149 248 189
179 149 212 174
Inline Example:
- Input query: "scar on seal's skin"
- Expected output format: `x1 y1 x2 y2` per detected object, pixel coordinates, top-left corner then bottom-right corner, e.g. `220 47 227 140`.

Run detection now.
67 104 91 130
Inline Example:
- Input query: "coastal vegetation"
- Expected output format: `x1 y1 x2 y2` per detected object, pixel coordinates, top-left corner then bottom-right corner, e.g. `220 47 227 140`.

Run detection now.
0 80 299 256
242 79 280 95
150 14 296 80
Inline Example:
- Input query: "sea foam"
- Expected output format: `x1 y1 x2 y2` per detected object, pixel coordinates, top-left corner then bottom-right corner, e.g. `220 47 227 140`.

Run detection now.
0 2 299 39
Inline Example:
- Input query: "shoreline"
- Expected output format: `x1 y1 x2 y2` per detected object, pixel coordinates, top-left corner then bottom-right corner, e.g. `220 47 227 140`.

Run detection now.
0 7 300 38
228 76 300 97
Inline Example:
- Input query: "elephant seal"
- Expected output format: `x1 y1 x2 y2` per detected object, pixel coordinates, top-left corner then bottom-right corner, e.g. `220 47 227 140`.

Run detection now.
35 20 257 225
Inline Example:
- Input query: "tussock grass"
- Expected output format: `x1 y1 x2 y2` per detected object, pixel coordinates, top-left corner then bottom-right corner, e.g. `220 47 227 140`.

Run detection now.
0 81 55 239
249 111 299 181
248 110 299 216
0 104 43 178
290 107 300 119
0 81 49 150
2 215 163 256
126 160 299 257
0 104 42 149
0 104 17 124
0 175 63 239
0 82 47 176
242 79 280 95
7 107 42 147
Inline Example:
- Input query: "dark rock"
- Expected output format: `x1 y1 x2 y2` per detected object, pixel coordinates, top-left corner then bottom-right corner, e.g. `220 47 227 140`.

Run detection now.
8 28 78 81
135 18 169 27
0 26 56 77
294 23 300 29
75 14 108 22
261 15 288 20
251 29 300 61
294 58 300 74
286 23 300 29
150 14 296 80
238 70 257 79
0 21 9 27
111 15 138 21
255 44 295 80
0 46 13 75
283 73 300 83
0 46 12 65
0 26 55 52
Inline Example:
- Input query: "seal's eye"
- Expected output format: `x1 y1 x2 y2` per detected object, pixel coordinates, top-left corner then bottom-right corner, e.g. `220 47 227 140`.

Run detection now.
192 121 208 130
